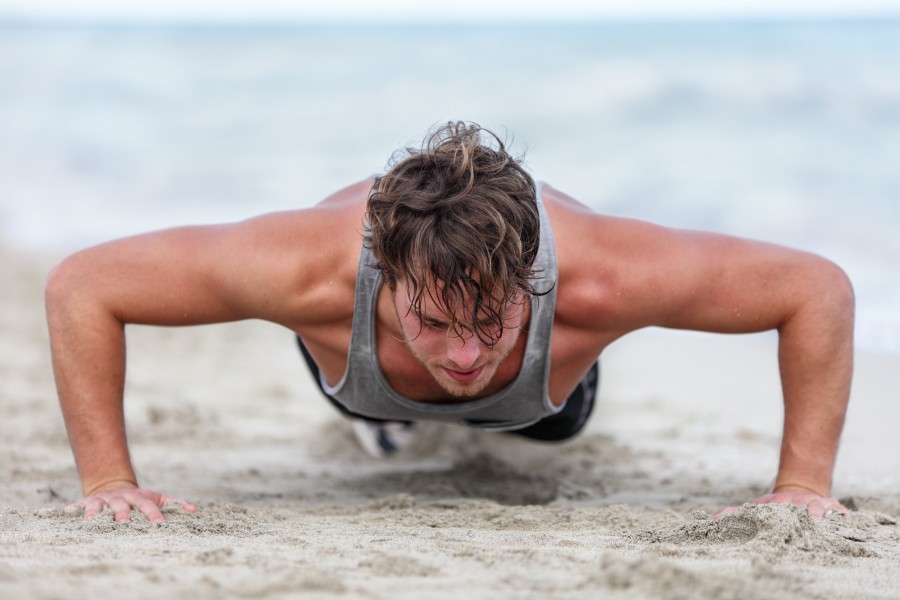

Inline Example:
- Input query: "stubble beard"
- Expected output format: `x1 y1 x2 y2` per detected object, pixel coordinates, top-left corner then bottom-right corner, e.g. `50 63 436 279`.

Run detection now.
401 335 517 400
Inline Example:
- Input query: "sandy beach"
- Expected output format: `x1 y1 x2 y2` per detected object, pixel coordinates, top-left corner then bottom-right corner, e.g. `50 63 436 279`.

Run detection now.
2 243 898 600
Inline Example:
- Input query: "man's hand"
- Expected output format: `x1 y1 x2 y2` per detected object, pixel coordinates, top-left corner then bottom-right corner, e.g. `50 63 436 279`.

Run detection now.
67 484 197 524
715 485 851 520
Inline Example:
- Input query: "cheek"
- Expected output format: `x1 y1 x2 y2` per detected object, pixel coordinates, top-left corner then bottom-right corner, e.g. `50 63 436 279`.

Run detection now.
407 333 449 361
495 328 522 354
398 318 442 349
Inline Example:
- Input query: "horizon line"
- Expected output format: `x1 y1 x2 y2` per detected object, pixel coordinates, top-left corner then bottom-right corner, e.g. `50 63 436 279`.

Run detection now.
3 12 900 26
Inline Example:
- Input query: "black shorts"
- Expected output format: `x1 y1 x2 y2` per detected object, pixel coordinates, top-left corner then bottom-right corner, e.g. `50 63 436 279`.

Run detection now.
296 336 598 442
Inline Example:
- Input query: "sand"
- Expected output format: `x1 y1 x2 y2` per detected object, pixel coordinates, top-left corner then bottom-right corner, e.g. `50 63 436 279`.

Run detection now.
2 243 899 600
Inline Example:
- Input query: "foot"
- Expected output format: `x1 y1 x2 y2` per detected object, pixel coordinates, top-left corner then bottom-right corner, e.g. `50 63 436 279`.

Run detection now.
351 419 419 458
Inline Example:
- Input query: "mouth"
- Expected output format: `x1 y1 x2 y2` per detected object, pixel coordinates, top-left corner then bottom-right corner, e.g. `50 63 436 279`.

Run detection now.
442 365 486 383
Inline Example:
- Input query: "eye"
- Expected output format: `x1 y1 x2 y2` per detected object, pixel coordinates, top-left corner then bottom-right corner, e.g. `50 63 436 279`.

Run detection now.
423 318 446 330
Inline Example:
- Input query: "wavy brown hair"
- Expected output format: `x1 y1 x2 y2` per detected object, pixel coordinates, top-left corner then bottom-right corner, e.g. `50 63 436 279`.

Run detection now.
365 121 545 346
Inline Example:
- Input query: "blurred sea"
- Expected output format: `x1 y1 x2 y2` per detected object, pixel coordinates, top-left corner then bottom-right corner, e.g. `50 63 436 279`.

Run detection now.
1 20 898 352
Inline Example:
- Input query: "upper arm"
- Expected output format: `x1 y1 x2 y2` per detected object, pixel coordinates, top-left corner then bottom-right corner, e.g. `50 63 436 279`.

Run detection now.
619 226 829 333
549 195 852 337
46 205 362 330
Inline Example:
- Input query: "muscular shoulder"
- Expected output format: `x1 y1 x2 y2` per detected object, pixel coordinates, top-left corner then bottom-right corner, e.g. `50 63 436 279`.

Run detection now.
541 183 838 341
541 185 683 334
202 179 372 329
45 178 374 342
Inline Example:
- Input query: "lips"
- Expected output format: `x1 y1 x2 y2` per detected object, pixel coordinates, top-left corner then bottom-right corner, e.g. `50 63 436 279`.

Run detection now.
443 365 485 383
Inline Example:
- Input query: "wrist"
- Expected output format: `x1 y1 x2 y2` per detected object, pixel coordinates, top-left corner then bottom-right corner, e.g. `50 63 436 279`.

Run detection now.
84 477 138 497
772 481 827 496
774 456 833 497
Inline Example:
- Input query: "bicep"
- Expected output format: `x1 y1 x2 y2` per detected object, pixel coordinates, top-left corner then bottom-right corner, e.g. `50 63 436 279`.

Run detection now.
649 230 805 333
571 218 841 336
49 212 334 328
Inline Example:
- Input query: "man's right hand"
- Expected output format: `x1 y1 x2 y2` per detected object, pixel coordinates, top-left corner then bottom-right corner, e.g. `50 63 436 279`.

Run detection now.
68 484 197 524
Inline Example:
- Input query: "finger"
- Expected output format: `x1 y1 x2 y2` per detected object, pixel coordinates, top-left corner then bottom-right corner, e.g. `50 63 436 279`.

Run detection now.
82 497 107 521
823 499 852 518
161 496 198 514
134 498 166 524
807 497 827 518
134 489 196 512
107 497 133 523
714 506 739 520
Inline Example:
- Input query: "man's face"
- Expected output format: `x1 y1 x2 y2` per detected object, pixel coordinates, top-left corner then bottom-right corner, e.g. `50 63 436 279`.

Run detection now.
391 278 528 399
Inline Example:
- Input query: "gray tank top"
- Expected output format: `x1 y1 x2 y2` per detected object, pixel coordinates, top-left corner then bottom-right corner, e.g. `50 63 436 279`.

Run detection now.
320 182 560 431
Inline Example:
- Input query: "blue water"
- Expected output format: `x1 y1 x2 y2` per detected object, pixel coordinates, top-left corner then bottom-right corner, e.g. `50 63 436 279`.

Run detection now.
1 20 899 352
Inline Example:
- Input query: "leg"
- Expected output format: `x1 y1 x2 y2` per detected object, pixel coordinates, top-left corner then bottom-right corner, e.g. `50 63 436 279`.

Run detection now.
510 361 599 442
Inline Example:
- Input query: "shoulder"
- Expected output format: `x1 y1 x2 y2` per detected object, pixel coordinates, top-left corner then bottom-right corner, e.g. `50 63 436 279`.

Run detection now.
540 184 670 331
540 183 673 256
219 178 370 269
45 178 375 338
195 178 373 330
539 184 847 339
533 185 642 379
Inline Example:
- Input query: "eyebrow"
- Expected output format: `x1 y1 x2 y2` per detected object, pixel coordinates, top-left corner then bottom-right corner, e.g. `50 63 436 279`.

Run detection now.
416 310 500 330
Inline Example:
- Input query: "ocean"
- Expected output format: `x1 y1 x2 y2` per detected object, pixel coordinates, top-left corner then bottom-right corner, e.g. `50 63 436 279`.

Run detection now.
1 19 898 352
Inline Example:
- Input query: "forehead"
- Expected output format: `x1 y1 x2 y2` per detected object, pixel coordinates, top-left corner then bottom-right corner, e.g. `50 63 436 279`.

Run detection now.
394 277 520 318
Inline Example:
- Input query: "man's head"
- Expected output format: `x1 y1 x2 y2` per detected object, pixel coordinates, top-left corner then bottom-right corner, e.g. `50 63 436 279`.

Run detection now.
366 121 541 347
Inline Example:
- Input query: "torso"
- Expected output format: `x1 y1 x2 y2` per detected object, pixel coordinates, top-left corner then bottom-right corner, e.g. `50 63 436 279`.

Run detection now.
291 179 623 408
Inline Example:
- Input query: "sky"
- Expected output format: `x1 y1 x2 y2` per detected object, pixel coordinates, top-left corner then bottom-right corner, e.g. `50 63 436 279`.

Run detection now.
3 0 900 22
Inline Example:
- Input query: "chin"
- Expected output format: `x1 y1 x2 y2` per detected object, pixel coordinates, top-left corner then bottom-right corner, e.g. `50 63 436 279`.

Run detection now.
441 385 486 399
435 371 492 398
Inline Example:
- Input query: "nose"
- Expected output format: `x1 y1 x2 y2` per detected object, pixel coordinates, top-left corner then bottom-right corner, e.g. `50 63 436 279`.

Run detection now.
445 333 483 370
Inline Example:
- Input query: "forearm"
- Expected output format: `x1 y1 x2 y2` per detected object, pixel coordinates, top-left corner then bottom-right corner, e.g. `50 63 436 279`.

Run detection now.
46 265 138 496
774 267 854 496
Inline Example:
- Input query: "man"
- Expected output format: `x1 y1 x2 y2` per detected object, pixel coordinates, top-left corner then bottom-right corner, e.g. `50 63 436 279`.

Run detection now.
45 122 854 524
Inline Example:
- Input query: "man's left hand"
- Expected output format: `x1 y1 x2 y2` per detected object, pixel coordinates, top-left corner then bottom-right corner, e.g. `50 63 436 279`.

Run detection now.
715 486 851 520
